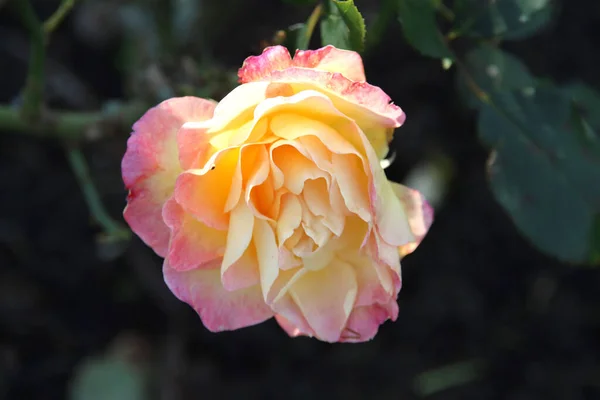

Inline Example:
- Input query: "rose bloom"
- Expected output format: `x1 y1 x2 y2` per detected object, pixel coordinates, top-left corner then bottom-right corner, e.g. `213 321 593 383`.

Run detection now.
122 45 433 342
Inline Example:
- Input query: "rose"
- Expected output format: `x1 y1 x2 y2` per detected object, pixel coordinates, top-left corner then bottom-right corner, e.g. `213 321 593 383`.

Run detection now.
122 45 433 342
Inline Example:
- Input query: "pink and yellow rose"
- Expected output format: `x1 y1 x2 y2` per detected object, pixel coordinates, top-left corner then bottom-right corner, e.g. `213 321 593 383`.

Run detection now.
122 45 433 342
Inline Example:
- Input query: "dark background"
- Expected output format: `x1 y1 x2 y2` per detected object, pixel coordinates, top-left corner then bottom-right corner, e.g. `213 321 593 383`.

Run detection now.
1 0 599 399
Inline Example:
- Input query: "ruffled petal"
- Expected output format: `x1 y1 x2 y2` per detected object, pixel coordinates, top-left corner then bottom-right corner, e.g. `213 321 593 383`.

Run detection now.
264 68 405 153
174 148 240 230
253 219 280 300
292 45 366 82
288 258 357 342
221 202 258 291
122 97 216 256
163 260 273 331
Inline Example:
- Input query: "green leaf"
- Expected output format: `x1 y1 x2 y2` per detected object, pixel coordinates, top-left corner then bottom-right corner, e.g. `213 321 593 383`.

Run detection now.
286 22 310 50
562 82 600 131
397 0 452 59
454 0 555 40
458 44 534 108
479 86 600 264
320 0 366 52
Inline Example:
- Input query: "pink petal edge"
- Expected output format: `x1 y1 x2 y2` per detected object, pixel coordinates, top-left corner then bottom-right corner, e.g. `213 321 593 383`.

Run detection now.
164 260 273 332
122 97 216 256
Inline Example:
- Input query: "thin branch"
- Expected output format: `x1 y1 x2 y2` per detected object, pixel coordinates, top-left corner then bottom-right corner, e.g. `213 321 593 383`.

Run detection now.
12 0 45 120
66 146 131 240
44 0 77 35
0 102 147 141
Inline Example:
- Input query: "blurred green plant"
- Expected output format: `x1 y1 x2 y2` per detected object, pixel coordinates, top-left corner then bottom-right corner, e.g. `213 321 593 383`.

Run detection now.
392 0 600 266
397 0 452 59
69 334 149 400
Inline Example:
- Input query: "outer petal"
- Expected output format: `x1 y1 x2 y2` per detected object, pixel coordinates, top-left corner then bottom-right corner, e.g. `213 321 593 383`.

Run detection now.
292 46 366 82
122 97 216 256
163 197 227 271
341 251 395 307
238 46 292 84
163 260 273 331
273 296 316 339
391 183 434 257
354 127 415 248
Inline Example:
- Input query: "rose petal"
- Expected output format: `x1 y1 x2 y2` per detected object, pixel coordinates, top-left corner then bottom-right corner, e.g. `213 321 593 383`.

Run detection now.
391 183 434 257
273 295 316 339
276 193 302 245
270 141 329 195
221 244 260 291
243 145 272 219
265 68 405 158
257 86 398 160
164 259 273 331
122 97 216 256
238 46 293 84
332 153 372 223
302 178 345 236
221 201 254 273
253 219 280 300
174 148 239 230
269 109 359 156
288 258 357 342
353 129 415 248
239 45 367 84
162 197 227 271
339 250 395 307
292 46 366 82
339 301 398 343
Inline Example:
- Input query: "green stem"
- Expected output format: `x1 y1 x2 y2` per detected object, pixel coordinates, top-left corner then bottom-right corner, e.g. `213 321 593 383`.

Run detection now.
302 3 323 48
0 102 147 140
12 0 45 120
414 359 486 396
437 1 455 21
44 0 77 35
365 0 396 50
66 147 130 239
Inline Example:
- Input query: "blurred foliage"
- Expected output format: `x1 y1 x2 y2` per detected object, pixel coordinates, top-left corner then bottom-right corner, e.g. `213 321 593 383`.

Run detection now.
397 0 452 59
453 0 556 40
389 0 600 265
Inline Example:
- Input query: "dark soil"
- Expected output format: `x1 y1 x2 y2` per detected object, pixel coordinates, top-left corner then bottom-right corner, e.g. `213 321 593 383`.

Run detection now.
1 1 599 399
